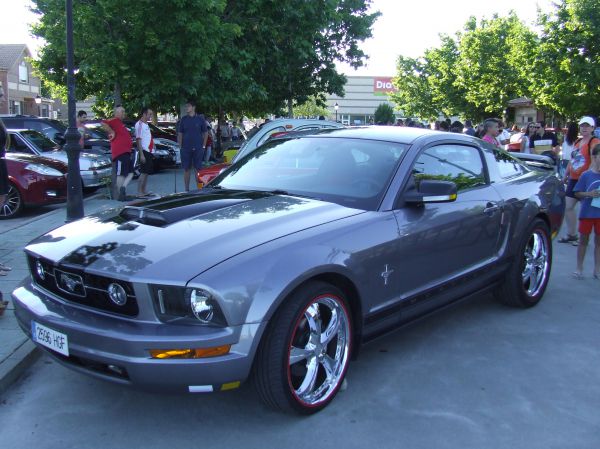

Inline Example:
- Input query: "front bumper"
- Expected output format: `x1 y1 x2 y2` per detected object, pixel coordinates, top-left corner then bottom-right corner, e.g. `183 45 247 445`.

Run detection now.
12 279 263 393
80 166 112 187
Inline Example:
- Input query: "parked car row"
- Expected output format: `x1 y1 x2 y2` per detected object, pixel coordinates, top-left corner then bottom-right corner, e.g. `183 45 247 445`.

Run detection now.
0 115 185 217
1 152 68 219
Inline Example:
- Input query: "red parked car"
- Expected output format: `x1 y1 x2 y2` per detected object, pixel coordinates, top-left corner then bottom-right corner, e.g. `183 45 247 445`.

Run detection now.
1 153 68 219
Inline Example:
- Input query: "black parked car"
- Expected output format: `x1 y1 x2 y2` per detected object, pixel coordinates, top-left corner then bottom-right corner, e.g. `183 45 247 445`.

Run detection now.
0 115 110 156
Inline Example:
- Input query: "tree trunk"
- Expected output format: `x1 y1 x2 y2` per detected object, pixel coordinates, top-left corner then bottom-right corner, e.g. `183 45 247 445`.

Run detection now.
287 77 293 118
114 82 122 106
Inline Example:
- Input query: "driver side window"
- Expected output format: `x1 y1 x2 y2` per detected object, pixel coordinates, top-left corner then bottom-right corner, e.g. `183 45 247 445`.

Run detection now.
412 144 486 192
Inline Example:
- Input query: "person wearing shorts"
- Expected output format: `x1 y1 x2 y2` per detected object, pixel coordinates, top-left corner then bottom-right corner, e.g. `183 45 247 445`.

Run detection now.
572 143 600 279
561 116 599 243
102 106 133 201
135 107 154 197
177 100 208 192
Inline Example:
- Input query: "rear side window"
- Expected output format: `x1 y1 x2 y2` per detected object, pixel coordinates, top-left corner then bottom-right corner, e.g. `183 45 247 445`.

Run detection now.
7 135 32 153
492 149 525 179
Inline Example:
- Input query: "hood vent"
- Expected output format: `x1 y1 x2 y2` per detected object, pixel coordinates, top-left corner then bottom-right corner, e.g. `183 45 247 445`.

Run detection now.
119 198 251 226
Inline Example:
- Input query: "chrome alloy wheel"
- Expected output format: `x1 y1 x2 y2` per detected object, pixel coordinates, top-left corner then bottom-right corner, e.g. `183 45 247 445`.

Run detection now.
521 230 549 297
287 295 351 407
0 184 23 218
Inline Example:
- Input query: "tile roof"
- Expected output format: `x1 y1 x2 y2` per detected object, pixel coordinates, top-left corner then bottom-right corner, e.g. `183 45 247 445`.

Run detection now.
0 44 28 70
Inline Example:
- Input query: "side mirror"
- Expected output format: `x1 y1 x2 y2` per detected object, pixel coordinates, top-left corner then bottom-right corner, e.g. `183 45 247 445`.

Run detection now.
404 180 458 204
54 132 65 145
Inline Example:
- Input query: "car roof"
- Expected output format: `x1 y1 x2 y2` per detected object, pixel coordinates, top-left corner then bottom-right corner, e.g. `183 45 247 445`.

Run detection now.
261 118 341 127
292 125 478 145
7 129 40 133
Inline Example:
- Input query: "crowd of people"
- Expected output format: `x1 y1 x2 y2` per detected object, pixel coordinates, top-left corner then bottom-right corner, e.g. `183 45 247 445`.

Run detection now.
458 115 600 280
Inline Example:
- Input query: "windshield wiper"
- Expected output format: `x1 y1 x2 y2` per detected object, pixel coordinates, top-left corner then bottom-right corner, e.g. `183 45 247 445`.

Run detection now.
265 189 317 200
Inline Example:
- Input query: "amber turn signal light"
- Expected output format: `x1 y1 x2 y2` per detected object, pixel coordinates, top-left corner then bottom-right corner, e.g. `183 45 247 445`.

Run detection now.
150 345 231 359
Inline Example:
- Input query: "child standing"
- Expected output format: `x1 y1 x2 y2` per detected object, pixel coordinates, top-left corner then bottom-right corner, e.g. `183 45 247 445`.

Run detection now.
573 143 600 279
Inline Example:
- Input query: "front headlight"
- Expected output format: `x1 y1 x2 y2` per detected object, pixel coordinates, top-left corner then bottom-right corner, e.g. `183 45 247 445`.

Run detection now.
88 158 110 169
154 149 169 156
151 285 227 326
25 164 64 177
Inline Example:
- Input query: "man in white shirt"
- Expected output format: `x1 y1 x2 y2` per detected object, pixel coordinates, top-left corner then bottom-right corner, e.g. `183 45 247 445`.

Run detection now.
135 107 154 197
497 121 511 149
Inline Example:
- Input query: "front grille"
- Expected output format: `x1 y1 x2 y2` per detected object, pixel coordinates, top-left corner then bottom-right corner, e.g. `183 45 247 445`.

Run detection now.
28 255 139 317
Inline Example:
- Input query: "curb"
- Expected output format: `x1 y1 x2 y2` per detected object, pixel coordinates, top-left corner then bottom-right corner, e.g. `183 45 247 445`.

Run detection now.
0 340 41 396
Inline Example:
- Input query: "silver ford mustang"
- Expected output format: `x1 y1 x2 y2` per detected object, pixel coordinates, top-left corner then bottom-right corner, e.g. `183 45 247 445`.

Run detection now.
12 127 565 414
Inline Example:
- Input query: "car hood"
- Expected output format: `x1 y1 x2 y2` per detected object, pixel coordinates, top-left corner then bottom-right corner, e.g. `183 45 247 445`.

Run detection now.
41 150 111 168
198 162 229 176
25 190 365 283
5 152 68 172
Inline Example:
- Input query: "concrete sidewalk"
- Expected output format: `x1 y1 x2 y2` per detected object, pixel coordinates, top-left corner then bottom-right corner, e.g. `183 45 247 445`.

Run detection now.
0 194 122 394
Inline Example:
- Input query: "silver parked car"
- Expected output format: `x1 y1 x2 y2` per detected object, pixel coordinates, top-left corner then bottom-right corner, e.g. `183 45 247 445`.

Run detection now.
232 118 344 163
12 127 565 414
6 130 112 188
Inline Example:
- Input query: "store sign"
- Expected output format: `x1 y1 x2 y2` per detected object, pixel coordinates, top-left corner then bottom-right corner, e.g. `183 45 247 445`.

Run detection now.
373 77 397 96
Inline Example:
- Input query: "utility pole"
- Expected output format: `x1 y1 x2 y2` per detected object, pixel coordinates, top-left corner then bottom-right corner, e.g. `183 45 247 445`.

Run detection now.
64 0 84 221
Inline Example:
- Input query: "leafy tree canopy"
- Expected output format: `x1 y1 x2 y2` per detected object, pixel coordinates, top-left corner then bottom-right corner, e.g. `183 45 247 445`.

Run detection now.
530 0 600 118
30 0 379 119
373 103 395 124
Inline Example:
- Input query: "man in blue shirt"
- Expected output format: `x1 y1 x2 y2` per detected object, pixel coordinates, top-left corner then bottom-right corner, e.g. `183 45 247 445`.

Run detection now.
177 100 208 191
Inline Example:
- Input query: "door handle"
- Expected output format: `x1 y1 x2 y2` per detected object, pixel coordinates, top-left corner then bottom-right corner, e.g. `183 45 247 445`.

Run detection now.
484 202 500 214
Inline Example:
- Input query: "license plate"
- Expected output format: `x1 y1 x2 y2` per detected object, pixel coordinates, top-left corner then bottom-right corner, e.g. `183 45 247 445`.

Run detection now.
31 321 69 356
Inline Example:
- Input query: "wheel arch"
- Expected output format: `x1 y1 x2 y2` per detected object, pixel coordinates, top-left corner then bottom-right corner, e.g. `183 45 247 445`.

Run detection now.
261 270 364 360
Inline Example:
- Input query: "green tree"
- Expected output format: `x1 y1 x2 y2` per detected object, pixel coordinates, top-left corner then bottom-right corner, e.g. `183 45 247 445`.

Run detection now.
391 13 536 122
391 55 438 120
453 14 536 120
373 103 395 124
293 96 331 118
30 0 379 120
30 0 227 116
531 0 600 118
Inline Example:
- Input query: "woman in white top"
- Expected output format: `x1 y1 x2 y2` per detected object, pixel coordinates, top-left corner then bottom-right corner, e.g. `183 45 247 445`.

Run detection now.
520 122 536 153
560 122 578 179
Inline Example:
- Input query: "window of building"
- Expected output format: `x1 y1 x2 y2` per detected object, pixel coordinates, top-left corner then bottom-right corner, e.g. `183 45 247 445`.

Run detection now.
19 61 29 84
9 100 23 115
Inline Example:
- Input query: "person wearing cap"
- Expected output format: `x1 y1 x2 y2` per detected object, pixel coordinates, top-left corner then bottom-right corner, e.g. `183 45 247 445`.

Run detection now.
560 116 600 243
572 142 600 280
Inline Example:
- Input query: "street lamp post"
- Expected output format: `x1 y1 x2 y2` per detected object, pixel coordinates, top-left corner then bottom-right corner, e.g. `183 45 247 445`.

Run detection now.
64 0 84 221
35 95 41 116
334 102 339 122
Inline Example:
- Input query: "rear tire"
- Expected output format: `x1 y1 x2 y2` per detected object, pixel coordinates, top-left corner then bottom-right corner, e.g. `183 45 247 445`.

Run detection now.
254 281 353 414
494 218 552 308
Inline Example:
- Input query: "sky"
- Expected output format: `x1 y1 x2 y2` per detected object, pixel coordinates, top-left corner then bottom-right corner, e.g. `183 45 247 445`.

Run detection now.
2 0 555 75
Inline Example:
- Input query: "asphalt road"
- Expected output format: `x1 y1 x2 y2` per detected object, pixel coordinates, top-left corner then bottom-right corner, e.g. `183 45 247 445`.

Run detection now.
0 169 598 449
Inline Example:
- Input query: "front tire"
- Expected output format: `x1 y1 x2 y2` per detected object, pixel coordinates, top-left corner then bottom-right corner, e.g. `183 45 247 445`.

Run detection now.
495 218 552 308
254 281 353 414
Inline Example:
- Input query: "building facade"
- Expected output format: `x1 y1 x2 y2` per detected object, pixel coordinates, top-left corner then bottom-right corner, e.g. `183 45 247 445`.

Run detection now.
325 76 402 125
0 44 54 117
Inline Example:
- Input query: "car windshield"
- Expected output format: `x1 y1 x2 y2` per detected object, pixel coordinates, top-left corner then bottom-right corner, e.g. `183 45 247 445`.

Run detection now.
47 119 67 132
84 124 109 139
20 130 59 152
213 137 408 210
